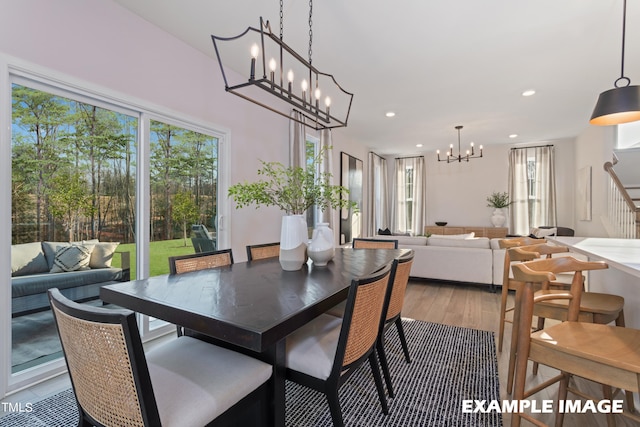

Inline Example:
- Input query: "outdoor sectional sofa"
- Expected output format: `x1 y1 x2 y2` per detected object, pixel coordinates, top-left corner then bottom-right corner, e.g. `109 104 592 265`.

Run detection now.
10 240 130 316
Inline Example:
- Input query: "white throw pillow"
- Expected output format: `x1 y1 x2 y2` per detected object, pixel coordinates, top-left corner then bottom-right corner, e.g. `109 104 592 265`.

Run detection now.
50 244 94 273
428 232 475 240
90 242 120 268
11 242 49 276
530 227 557 238
427 237 491 249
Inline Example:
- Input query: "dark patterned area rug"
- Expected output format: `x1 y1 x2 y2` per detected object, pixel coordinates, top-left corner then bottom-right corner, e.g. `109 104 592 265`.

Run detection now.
0 319 502 427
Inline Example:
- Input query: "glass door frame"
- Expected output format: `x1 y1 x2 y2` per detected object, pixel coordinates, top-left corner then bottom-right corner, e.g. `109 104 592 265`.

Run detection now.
0 59 230 397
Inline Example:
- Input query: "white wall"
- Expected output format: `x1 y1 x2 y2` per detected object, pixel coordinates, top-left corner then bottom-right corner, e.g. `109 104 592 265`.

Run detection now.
573 125 616 237
380 139 576 234
0 0 369 262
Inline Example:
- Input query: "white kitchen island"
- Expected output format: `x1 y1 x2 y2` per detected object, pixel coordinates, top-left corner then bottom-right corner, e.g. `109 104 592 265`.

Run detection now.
550 236 640 328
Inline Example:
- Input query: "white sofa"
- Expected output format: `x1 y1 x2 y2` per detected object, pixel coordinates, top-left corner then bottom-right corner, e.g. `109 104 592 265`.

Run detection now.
371 234 580 288
372 234 495 286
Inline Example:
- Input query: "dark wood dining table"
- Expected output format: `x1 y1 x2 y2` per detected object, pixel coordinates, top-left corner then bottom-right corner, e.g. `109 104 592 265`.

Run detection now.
100 247 408 427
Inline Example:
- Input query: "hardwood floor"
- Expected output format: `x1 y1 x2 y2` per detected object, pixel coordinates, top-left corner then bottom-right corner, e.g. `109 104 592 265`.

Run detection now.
404 278 640 427
2 278 638 426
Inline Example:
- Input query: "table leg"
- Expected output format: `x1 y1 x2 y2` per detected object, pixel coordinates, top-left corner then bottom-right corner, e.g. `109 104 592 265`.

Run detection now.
266 339 286 427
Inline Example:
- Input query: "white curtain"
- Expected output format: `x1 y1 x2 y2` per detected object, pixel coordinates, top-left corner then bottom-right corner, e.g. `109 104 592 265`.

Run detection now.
532 146 557 228
508 148 529 235
367 152 388 236
392 156 426 236
508 146 557 235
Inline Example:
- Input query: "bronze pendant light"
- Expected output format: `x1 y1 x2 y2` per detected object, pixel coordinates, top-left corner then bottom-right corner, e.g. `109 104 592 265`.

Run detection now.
590 0 640 126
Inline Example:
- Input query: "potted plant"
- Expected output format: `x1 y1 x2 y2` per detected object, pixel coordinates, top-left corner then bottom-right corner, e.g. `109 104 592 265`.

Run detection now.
228 147 356 270
486 191 511 227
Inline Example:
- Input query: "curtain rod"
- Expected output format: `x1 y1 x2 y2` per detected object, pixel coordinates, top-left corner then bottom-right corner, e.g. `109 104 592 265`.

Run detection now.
369 151 386 160
394 155 425 159
510 144 554 150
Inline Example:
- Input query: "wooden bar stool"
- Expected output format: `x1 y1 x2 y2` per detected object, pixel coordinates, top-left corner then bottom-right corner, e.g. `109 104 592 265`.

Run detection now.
506 254 627 399
497 240 565 353
510 258 640 427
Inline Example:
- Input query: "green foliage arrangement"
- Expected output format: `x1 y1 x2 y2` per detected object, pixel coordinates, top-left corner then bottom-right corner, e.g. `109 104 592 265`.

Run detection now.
228 148 357 215
486 191 512 209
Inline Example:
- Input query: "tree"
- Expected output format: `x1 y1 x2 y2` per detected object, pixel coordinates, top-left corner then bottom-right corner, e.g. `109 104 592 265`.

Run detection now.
12 85 71 240
47 170 93 242
172 191 199 246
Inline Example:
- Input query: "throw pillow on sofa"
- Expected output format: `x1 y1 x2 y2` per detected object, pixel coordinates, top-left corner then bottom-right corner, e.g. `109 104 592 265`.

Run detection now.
11 242 49 277
50 244 95 273
529 227 557 238
90 242 120 269
429 232 475 240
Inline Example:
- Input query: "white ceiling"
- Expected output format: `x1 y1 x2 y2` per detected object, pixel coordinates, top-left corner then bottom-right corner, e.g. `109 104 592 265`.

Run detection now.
112 0 640 156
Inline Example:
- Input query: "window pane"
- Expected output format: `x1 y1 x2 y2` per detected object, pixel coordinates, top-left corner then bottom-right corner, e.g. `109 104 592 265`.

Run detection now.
305 140 317 233
11 83 137 373
149 120 218 276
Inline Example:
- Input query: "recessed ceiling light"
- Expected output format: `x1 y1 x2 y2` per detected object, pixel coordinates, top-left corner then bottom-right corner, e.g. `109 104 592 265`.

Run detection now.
522 89 536 97
416 144 423 148
509 134 518 139
385 111 396 117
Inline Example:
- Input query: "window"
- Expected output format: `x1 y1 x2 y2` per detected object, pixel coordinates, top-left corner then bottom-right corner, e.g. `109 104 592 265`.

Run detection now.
149 119 219 269
617 121 640 149
508 146 557 236
7 75 226 388
305 136 318 234
392 157 425 236
367 153 389 235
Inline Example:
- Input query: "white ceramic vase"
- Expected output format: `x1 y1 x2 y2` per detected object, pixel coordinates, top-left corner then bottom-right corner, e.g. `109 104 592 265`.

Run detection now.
491 208 506 227
308 223 335 266
279 214 308 271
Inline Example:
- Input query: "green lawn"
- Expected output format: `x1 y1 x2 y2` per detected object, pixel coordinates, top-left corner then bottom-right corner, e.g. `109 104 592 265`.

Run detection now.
112 238 196 278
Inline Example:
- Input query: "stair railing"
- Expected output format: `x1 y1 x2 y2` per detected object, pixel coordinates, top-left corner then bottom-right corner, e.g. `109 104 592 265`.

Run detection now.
604 158 640 238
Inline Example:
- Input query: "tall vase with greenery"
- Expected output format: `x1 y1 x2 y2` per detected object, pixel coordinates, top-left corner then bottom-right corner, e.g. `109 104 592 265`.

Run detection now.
486 191 511 227
228 148 356 270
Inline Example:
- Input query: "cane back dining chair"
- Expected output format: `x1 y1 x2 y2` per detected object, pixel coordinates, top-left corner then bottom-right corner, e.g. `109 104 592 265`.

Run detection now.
376 249 415 398
326 238 399 318
168 248 233 275
48 288 272 427
285 261 397 427
326 250 414 398
510 258 640 427
352 238 398 249
168 249 234 336
246 242 280 261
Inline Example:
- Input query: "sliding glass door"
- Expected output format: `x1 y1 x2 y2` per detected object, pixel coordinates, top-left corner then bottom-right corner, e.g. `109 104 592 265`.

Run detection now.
4 73 227 393
11 82 139 374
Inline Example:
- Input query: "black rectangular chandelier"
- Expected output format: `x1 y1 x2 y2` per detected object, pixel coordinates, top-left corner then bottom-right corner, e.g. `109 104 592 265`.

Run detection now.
211 16 353 131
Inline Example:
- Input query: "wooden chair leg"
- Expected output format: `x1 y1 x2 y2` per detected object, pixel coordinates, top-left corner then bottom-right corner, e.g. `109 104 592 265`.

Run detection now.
615 309 625 327
511 284 535 427
625 390 636 413
507 286 524 395
532 316 547 375
376 339 395 398
603 385 617 427
554 373 570 427
498 281 510 352
611 309 636 414
369 351 389 415
395 317 411 363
